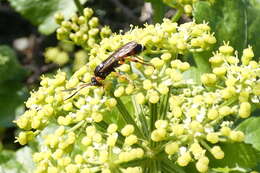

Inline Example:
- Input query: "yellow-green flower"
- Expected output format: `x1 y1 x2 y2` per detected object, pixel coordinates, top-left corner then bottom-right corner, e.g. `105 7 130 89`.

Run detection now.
14 8 260 173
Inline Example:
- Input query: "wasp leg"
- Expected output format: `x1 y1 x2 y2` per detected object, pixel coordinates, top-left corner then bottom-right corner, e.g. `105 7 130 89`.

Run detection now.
127 57 155 68
113 71 130 82
135 56 150 63
118 60 125 64
113 71 136 87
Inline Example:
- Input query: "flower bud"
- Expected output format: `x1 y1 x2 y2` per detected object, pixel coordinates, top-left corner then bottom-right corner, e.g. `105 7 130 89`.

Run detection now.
219 44 234 55
107 124 118 133
135 93 145 104
124 134 138 146
201 73 217 86
177 152 191 166
242 47 254 65
83 8 94 18
107 134 118 146
211 146 224 159
143 79 152 90
165 142 179 155
238 102 251 118
151 58 164 68
161 52 172 61
230 131 245 142
206 132 219 144
114 86 125 97
121 125 134 136
207 109 218 120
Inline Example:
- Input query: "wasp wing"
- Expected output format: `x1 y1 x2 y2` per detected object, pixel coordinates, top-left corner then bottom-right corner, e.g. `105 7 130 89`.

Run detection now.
98 41 138 73
110 41 138 58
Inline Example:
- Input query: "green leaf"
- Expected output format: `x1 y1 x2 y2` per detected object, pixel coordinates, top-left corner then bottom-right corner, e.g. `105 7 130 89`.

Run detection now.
0 45 28 127
0 150 23 173
209 143 258 170
247 0 260 59
236 117 260 151
194 0 260 58
0 147 33 173
102 105 125 129
8 0 87 35
193 0 247 55
144 0 167 22
0 45 27 83
0 82 28 127
192 51 212 73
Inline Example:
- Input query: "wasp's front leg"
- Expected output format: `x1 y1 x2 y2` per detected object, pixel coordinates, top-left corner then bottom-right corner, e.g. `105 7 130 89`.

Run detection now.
112 71 130 82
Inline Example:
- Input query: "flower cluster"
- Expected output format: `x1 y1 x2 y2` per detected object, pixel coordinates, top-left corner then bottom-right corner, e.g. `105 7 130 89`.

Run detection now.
44 41 88 71
162 0 215 16
44 47 70 66
152 43 260 172
15 14 259 173
55 8 112 50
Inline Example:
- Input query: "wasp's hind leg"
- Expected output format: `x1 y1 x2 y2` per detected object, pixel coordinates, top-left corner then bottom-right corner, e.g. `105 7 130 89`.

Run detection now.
135 56 151 63
127 57 155 68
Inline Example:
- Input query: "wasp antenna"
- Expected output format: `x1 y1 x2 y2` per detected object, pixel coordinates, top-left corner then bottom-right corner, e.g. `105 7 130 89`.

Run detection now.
62 88 77 92
64 83 92 100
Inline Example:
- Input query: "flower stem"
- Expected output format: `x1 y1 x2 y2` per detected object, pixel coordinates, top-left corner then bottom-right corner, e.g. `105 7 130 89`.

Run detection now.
67 120 85 132
150 103 158 147
114 96 144 138
199 139 211 151
150 103 158 132
132 97 149 138
74 0 84 15
171 8 183 22
162 157 186 173
159 87 171 120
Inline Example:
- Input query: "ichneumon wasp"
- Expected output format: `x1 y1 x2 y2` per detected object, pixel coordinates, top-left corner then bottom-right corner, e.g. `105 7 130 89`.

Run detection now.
65 41 153 100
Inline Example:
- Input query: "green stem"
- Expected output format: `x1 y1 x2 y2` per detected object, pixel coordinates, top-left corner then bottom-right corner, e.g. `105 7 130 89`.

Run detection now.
67 120 85 132
150 103 158 132
171 8 183 22
132 97 149 138
162 158 186 173
150 103 158 147
74 0 84 15
199 139 211 151
160 87 171 120
95 121 109 132
114 97 144 138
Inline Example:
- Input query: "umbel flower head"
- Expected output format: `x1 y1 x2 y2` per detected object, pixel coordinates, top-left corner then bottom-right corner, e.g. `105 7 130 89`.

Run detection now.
15 13 259 173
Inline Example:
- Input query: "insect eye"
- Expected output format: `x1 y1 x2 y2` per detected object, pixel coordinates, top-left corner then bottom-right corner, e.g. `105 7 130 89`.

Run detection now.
135 44 144 53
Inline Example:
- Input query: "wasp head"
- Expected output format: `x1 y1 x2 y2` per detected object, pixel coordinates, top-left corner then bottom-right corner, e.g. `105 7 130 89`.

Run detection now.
91 77 103 86
134 44 146 54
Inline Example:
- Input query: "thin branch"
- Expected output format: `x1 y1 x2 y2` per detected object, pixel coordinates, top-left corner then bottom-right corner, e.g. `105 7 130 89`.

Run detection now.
171 8 183 22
